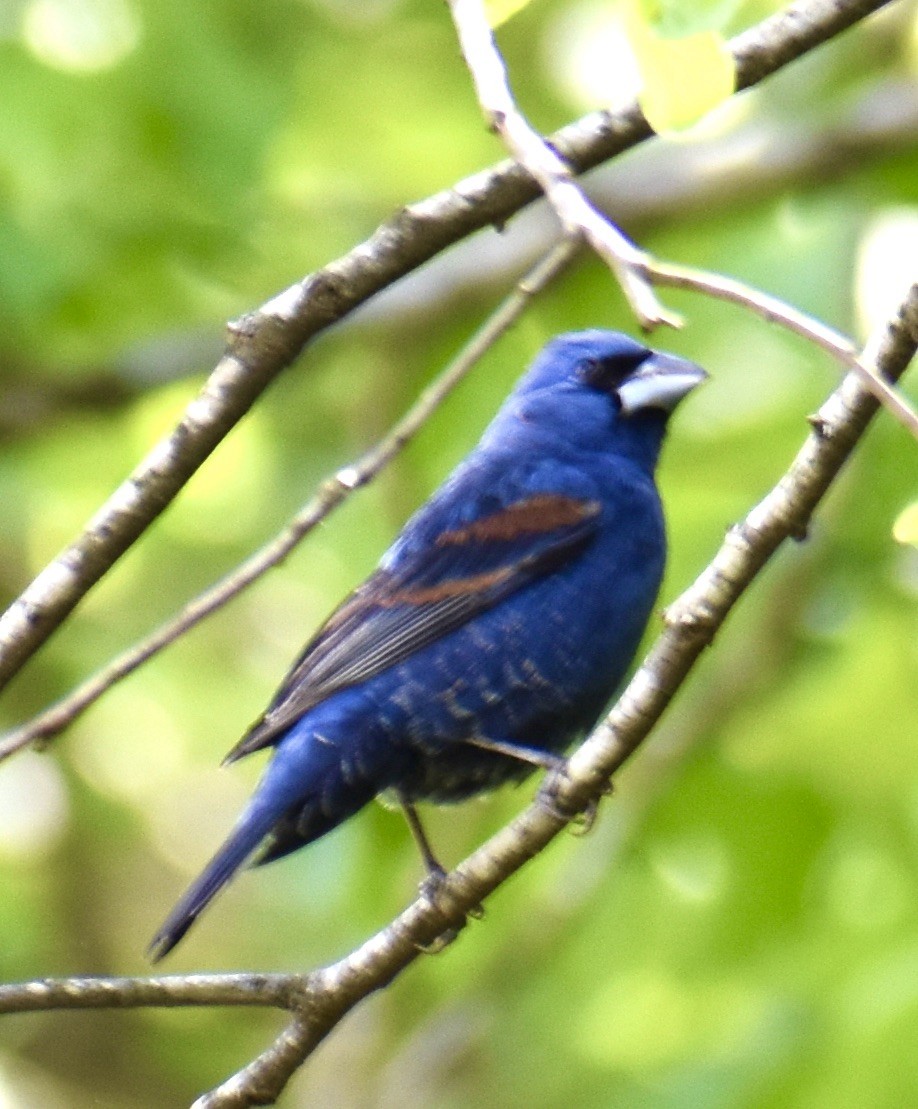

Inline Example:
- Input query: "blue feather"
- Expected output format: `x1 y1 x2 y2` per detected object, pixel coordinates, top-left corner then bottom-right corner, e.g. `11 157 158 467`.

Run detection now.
149 330 705 960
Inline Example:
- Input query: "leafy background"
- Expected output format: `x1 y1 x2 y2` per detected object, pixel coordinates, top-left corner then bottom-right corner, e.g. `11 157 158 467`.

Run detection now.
0 0 917 1105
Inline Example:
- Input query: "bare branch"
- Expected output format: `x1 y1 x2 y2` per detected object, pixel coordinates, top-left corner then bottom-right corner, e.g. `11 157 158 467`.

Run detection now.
443 0 918 440
648 260 918 440
730 0 897 90
360 75 918 320
447 0 679 331
0 973 294 1014
3 285 913 1109
0 0 893 694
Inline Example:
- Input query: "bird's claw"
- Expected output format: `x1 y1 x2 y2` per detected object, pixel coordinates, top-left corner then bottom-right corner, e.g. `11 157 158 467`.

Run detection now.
574 777 614 834
415 867 483 951
414 927 463 954
419 868 485 920
416 870 464 953
418 863 449 905
535 758 580 822
537 763 612 833
569 795 599 836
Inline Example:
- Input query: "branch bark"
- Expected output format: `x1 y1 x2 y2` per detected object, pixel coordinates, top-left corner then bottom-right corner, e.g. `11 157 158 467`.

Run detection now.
0 0 896 693
447 0 679 329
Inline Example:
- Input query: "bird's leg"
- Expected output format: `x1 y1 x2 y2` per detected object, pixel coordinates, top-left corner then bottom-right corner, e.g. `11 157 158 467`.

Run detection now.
464 734 608 832
465 734 590 825
399 797 446 885
464 733 567 772
399 796 480 950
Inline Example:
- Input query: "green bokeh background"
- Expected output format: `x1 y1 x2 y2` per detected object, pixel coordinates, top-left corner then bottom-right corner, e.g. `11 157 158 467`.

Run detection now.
0 0 916 1105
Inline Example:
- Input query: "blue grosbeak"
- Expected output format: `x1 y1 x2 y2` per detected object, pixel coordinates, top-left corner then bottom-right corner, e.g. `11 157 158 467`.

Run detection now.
150 330 705 959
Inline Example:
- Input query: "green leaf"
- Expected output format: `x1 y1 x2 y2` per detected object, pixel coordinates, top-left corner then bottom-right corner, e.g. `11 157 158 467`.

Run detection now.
636 0 746 38
626 3 736 133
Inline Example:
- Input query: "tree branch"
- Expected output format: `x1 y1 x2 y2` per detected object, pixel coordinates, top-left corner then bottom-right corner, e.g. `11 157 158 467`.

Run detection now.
447 0 679 330
647 260 918 439
445 0 916 437
3 284 914 1108
0 973 294 1014
0 0 895 693
729 0 893 90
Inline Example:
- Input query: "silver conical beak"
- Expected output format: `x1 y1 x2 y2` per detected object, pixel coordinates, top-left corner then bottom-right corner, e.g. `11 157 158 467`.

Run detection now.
617 351 708 416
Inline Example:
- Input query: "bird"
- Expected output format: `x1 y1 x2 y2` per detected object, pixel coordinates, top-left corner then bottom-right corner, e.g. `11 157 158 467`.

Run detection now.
149 329 706 960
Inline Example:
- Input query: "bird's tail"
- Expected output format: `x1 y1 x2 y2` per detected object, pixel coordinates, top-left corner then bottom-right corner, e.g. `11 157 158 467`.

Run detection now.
148 795 280 962
148 722 389 961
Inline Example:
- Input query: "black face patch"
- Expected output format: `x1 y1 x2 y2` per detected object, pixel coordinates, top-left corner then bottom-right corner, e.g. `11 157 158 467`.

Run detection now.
577 350 650 395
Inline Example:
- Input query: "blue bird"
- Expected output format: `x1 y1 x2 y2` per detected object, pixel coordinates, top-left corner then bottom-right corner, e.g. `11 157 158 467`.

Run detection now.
150 330 706 959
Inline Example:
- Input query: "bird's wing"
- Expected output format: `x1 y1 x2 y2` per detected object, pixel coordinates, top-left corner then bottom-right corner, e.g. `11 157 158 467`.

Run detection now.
224 492 600 762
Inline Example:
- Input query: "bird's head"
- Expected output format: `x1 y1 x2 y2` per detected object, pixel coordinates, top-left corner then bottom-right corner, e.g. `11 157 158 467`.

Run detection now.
515 330 706 414
492 330 707 471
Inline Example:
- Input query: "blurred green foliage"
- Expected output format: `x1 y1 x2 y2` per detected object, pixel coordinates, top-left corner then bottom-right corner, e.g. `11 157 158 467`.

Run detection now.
0 0 916 1106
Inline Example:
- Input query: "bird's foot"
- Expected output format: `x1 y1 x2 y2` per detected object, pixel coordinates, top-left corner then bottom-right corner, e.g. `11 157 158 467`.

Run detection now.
414 867 484 953
537 763 613 832
416 871 464 953
418 862 449 905
414 927 463 954
418 866 485 922
535 758 579 822
574 775 614 834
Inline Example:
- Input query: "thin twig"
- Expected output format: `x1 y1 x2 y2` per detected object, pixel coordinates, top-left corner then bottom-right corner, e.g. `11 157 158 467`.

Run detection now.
648 260 918 440
447 0 680 332
0 973 295 1013
0 243 578 764
445 0 918 442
